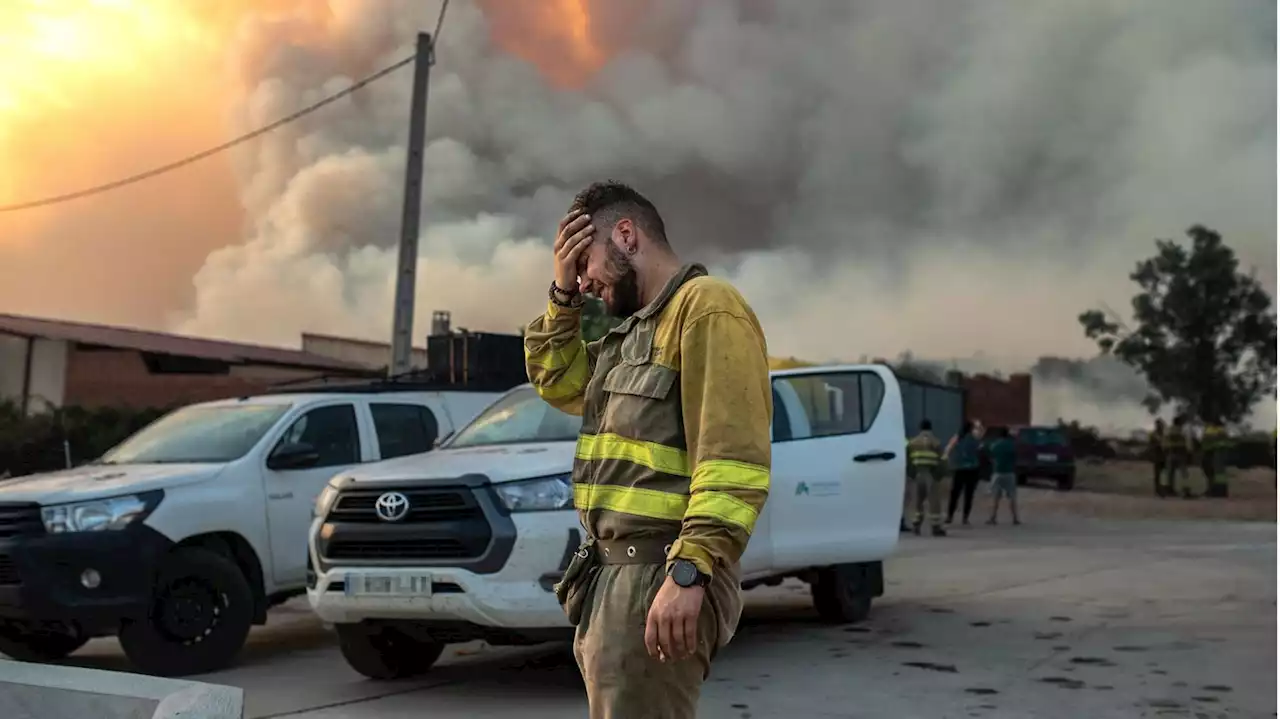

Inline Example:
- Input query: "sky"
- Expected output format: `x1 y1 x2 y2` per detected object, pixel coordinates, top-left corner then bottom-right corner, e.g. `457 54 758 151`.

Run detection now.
0 0 1274 430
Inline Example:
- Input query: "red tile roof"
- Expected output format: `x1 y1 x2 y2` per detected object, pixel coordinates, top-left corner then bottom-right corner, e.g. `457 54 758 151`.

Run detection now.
0 313 369 373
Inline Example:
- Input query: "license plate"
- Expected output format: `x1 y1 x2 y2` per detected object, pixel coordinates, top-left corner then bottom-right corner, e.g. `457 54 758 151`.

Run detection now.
345 574 432 597
1037 453 1057 462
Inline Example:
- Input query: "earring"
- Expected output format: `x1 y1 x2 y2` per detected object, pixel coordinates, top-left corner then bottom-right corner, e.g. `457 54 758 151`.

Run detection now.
627 245 637 255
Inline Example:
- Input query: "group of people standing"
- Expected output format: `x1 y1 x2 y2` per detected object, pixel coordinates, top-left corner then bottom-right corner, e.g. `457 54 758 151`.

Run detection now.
903 419 1022 537
1147 416 1233 499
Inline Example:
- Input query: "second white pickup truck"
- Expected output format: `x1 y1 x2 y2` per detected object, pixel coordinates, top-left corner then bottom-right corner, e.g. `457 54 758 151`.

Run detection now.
0 382 501 676
308 364 907 679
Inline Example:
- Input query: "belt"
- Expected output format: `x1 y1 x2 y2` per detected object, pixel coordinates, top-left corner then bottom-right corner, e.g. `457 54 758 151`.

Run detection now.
588 538 676 566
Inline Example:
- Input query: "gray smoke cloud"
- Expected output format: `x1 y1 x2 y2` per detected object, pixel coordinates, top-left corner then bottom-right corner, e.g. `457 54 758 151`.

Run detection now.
172 0 1277 429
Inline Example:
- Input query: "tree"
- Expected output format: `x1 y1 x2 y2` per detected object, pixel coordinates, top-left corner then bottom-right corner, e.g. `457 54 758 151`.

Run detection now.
1079 225 1276 425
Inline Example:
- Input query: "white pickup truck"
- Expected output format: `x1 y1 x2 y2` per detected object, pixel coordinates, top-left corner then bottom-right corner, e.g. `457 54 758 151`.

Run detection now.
307 364 907 679
0 384 501 676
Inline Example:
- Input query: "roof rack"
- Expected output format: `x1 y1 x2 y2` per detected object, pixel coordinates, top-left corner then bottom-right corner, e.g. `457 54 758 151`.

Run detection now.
265 366 525 395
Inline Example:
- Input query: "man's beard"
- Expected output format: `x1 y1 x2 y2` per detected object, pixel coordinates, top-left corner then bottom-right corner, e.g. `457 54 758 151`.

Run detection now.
601 241 642 318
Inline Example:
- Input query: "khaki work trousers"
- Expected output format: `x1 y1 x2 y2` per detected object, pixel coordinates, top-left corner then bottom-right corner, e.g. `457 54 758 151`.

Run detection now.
573 563 717 719
908 471 944 527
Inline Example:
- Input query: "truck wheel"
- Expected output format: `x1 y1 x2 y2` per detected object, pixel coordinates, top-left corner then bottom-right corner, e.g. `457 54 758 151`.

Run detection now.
335 622 444 680
811 565 873 624
0 624 87 662
1056 473 1075 492
118 547 254 677
1016 473 1028 486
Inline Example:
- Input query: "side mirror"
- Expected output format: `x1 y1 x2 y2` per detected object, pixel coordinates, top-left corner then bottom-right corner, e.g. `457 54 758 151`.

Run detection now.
433 431 454 449
267 442 321 471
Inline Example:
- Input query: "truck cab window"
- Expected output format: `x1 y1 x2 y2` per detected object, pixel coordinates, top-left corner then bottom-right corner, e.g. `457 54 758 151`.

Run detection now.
371 403 439 459
272 404 360 468
774 372 885 439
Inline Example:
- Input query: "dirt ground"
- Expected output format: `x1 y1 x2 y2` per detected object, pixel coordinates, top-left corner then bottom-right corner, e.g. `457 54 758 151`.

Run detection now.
1003 461 1276 522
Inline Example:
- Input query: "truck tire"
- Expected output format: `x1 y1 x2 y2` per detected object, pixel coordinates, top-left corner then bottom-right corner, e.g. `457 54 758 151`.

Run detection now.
1056 472 1075 492
118 547 254 677
335 622 444 680
0 624 87 662
811 565 873 624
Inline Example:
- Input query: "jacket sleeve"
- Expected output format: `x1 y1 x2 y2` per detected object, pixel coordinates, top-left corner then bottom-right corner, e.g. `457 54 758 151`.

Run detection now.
667 309 773 579
523 300 593 416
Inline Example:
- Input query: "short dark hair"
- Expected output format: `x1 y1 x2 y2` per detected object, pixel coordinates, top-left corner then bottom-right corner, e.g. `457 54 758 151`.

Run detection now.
570 180 668 245
919 419 932 431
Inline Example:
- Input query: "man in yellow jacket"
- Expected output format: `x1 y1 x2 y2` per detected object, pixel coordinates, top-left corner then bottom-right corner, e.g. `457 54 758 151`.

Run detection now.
1200 424 1230 498
906 419 947 536
524 181 772 718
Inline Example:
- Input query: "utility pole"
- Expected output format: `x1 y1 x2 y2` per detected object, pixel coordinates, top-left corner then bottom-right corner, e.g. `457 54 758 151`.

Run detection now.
389 31 435 376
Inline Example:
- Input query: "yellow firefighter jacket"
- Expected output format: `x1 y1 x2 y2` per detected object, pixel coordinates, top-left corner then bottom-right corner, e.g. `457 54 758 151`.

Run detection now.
1201 425 1229 453
906 431 944 480
1162 424 1192 459
523 264 772 640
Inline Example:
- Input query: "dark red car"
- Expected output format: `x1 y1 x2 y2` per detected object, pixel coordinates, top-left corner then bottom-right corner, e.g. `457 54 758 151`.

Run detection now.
1012 425 1076 491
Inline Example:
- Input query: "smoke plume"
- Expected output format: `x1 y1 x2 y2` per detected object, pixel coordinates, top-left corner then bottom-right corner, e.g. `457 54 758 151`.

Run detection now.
1 0 1275 429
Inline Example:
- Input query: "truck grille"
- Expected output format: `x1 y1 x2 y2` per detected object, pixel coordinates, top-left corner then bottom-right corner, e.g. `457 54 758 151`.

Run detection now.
325 538 474 560
327 489 481 523
0 503 44 539
0 555 19 585
322 487 494 562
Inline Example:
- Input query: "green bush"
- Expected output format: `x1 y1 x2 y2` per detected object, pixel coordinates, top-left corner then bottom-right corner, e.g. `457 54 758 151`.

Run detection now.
0 401 168 479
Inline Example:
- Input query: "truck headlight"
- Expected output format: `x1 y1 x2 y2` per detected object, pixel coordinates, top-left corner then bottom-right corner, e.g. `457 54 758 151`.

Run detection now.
494 474 573 513
313 484 340 519
42 491 162 534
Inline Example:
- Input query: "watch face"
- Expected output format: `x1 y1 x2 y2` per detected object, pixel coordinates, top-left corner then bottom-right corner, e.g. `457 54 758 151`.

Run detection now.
673 560 698 587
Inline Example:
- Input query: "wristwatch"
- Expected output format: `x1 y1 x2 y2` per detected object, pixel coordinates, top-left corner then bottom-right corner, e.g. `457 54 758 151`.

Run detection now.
668 559 709 588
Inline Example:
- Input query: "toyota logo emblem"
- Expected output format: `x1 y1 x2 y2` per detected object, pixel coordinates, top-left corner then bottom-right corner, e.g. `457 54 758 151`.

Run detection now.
374 492 410 522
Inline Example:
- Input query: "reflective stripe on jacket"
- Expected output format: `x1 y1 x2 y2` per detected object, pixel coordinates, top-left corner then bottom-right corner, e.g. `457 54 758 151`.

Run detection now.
523 264 772 589
907 431 943 479
1202 425 1229 452
1163 426 1191 454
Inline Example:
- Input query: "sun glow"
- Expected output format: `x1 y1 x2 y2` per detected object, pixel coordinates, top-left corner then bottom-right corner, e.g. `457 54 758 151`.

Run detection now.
0 0 222 122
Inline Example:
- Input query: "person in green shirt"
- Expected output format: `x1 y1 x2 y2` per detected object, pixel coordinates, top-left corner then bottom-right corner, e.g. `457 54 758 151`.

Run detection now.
986 426 1021 525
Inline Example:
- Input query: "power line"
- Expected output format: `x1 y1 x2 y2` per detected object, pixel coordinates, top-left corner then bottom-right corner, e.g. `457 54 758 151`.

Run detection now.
0 53 415 213
433 0 452 44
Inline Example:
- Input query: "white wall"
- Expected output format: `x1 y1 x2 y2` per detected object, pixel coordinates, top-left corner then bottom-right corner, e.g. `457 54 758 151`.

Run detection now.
0 334 67 414
0 334 26 406
28 339 67 412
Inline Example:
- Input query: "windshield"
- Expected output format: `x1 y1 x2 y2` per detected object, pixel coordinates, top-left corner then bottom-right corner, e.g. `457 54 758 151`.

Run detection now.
446 387 581 449
100 403 291 464
1018 427 1067 446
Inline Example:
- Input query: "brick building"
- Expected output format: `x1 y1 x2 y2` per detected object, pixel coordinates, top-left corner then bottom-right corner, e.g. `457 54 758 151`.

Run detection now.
958 372 1032 428
0 313 375 413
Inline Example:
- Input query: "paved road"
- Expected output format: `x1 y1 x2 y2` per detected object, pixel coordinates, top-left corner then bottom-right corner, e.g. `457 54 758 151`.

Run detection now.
63 518 1276 718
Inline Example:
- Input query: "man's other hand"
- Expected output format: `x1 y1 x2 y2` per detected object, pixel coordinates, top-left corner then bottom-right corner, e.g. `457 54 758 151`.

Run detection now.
644 576 705 662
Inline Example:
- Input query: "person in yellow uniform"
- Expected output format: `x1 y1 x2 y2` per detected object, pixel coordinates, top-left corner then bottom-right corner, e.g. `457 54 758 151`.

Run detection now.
906 419 947 536
524 181 772 719
1200 423 1230 498
1162 415 1193 499
1148 418 1167 497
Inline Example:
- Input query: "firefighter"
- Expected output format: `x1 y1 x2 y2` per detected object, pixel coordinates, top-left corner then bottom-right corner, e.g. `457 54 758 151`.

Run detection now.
1163 415 1193 499
907 419 947 536
1200 423 1230 498
1149 418 1167 497
524 182 772 719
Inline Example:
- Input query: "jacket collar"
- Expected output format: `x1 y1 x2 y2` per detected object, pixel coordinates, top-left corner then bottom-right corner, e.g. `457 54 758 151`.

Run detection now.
609 263 708 336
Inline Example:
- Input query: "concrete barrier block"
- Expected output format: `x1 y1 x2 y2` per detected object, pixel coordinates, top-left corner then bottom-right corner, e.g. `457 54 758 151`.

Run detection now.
0 659 243 719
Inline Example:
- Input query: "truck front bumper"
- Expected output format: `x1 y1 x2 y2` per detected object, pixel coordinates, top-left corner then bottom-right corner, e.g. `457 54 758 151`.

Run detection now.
308 511 577 632
0 525 171 636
